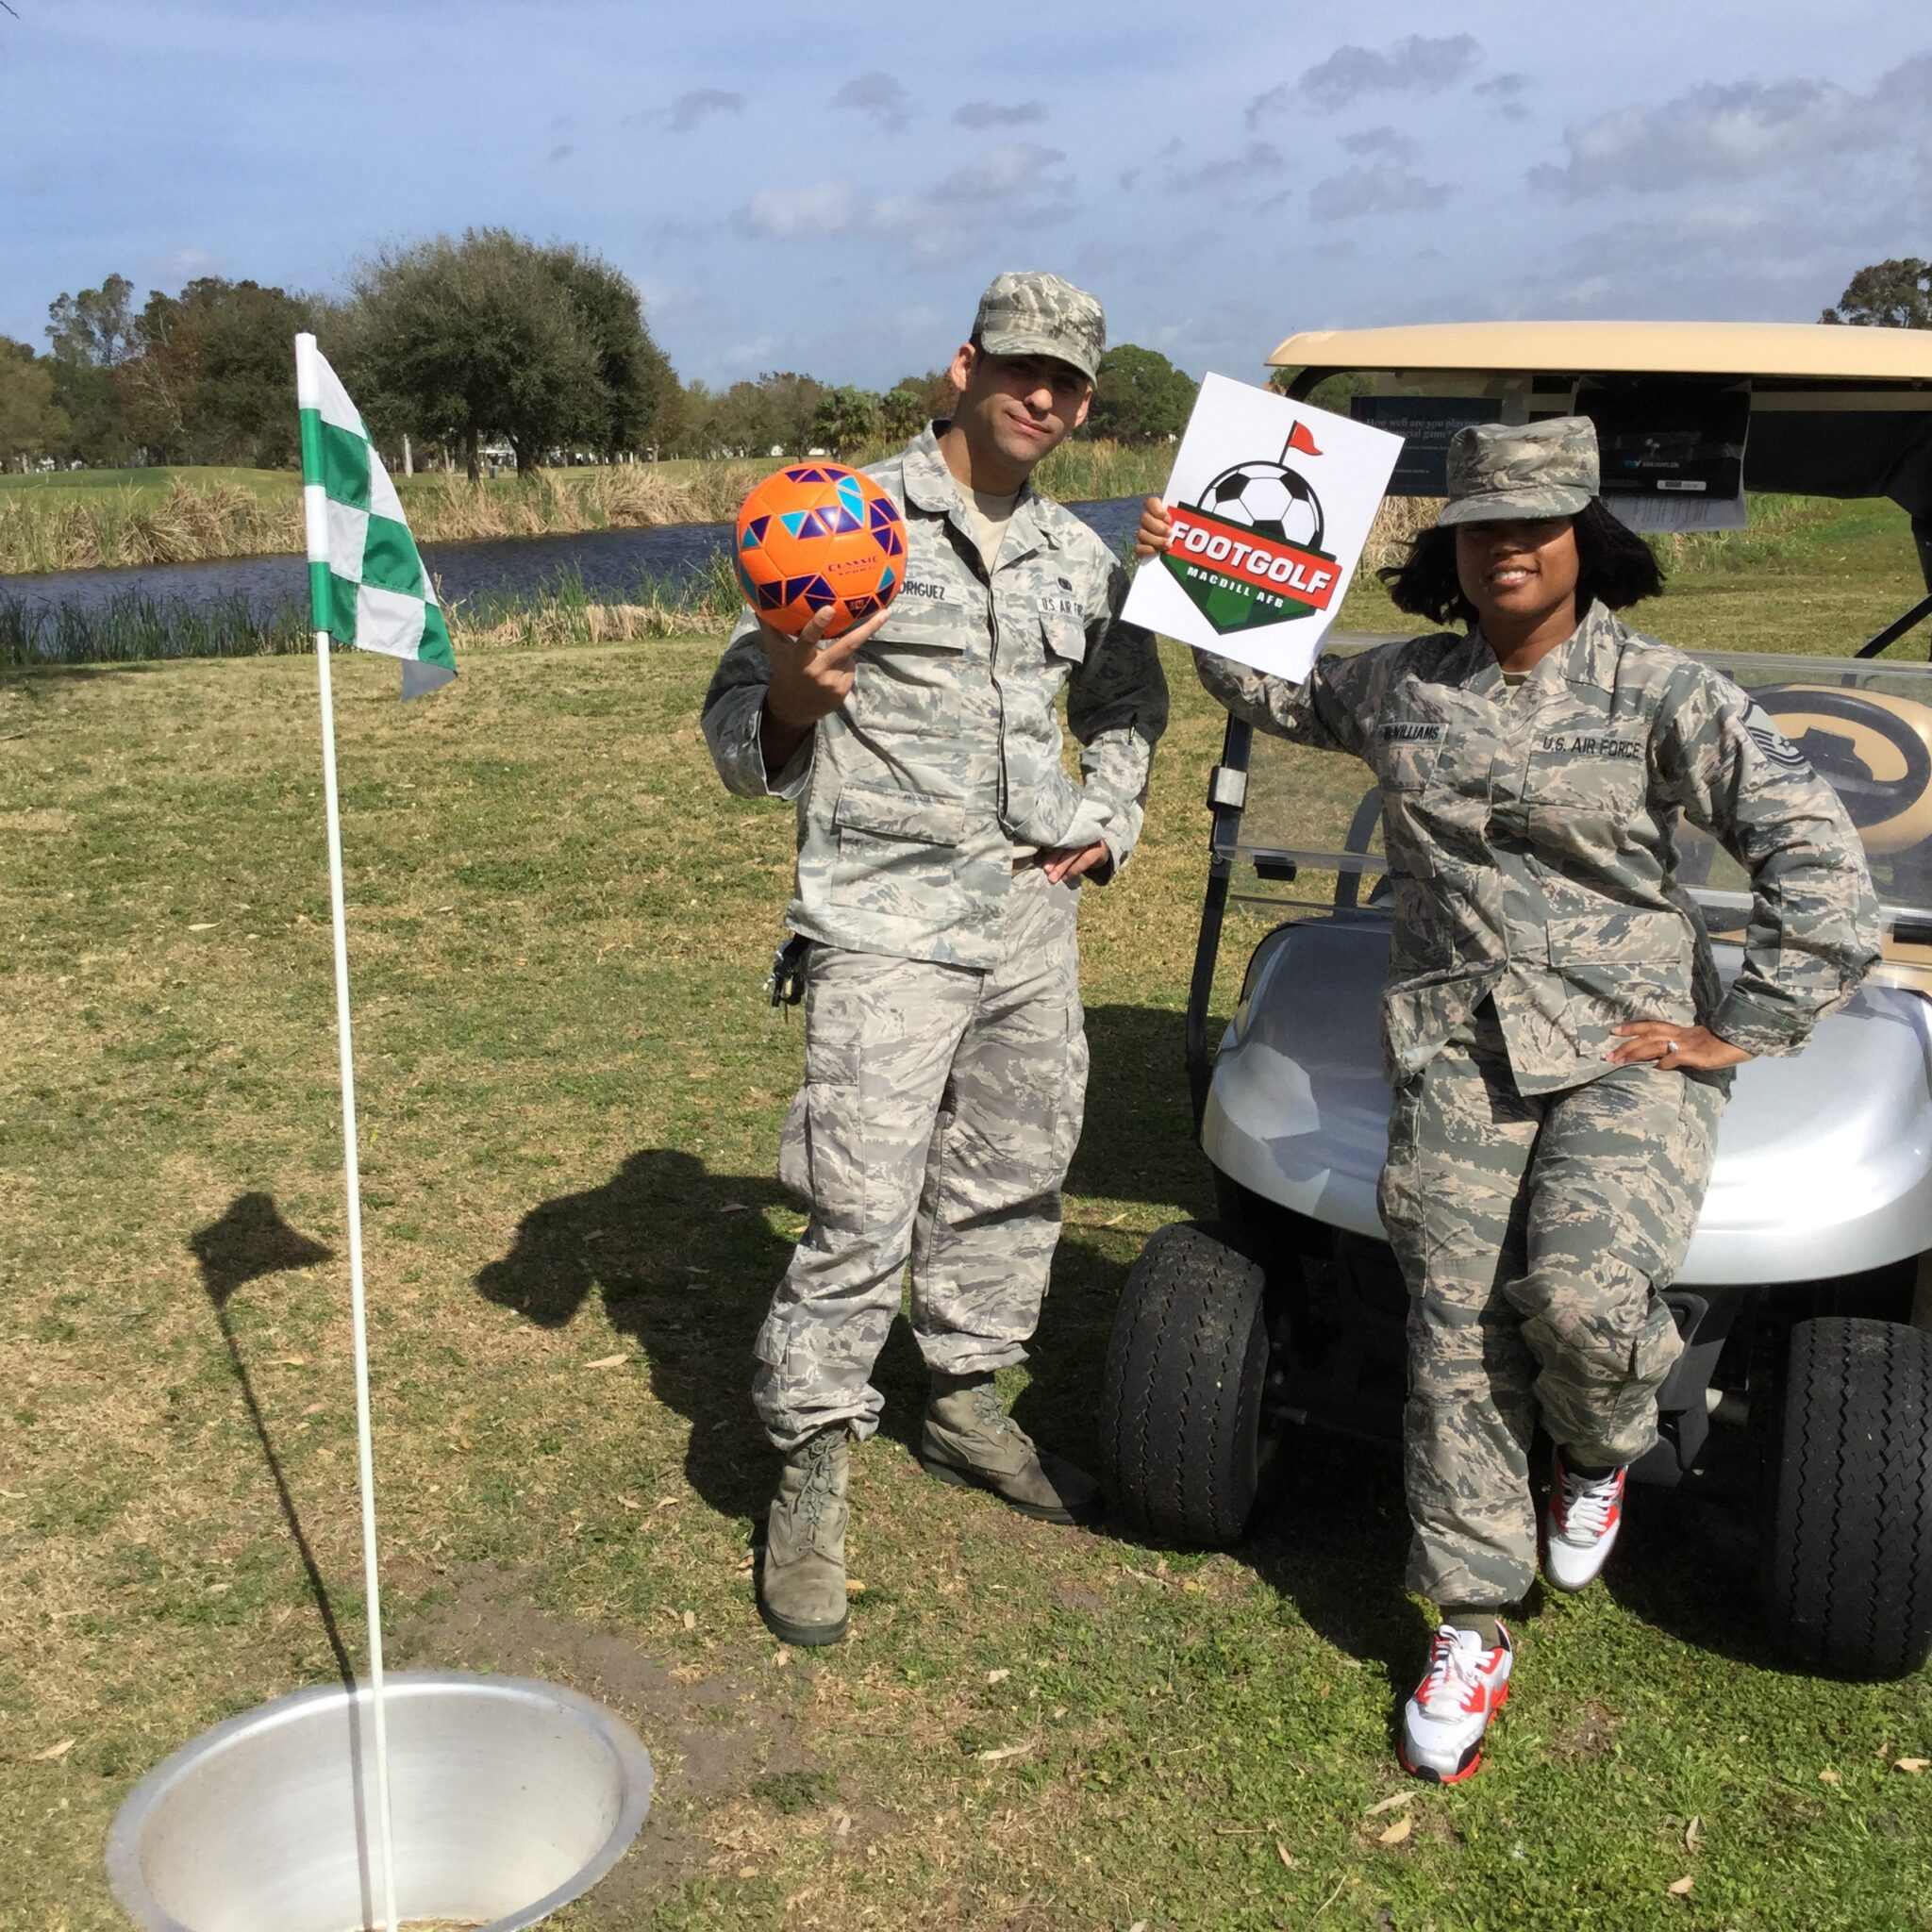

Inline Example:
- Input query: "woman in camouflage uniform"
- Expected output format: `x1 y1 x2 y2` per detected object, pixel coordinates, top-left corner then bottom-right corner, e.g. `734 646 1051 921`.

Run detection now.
1139 417 1878 1782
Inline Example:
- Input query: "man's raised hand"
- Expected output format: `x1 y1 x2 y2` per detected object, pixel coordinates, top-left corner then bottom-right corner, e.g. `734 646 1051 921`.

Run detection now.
758 603 891 775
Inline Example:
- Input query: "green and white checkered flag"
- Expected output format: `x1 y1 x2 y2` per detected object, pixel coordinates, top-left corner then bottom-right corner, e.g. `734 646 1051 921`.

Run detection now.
296 333 455 698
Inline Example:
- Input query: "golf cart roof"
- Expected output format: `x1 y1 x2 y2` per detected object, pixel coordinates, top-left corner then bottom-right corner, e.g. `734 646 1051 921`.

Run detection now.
1267 321 1932 384
1269 320 1932 544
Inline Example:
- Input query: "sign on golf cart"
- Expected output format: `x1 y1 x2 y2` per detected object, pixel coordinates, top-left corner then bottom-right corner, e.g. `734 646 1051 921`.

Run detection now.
1123 373 1403 681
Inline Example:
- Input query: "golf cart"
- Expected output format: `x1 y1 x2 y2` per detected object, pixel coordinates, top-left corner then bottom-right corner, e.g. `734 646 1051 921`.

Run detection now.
1100 323 1932 1679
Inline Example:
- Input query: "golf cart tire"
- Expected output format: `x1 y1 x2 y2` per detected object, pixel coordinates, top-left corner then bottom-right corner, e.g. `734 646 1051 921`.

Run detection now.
1762 1316 1932 1678
1101 1222 1270 1547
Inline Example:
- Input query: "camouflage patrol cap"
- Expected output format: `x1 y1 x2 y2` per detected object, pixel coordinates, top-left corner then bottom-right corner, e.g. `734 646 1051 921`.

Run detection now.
973 271 1106 384
1438 415 1600 525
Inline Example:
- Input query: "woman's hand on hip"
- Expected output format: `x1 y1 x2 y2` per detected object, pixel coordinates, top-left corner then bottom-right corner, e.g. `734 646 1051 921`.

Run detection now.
1608 1021 1754 1072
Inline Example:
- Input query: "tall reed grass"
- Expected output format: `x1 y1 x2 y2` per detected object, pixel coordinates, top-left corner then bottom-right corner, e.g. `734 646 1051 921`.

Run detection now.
0 478 306 575
0 467 776 576
1 445 1179 576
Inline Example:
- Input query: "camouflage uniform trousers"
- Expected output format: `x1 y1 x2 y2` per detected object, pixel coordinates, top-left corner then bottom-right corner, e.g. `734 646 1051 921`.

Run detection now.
753 866 1088 1452
1377 1008 1727 1607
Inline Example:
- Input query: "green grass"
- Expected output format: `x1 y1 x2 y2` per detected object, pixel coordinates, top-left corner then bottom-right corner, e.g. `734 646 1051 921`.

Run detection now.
1 508 1929 1931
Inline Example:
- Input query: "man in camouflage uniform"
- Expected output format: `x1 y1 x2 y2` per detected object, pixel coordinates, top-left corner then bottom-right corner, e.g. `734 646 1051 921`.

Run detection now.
704 272 1169 1645
1171 417 1878 1776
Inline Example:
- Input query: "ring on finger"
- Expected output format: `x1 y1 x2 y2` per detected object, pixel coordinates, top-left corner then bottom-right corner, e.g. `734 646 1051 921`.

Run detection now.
1667 1039 1679 1055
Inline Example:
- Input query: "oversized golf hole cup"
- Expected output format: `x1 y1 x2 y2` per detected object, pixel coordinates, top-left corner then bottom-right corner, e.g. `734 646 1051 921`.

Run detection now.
107 1673 654 1932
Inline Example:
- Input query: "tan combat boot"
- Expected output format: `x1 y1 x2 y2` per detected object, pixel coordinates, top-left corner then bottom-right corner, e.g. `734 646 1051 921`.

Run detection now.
921 1372 1102 1525
757 1427 851 1646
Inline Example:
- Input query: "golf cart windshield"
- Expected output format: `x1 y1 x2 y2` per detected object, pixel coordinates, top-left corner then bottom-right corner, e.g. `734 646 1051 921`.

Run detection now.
1272 322 1932 651
1230 644 1932 942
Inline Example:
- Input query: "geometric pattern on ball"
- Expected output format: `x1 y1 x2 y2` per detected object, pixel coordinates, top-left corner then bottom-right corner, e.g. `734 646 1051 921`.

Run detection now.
1202 459 1324 550
734 462 908 637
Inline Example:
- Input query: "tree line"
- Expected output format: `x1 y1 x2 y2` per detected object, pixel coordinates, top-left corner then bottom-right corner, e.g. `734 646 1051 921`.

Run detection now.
0 229 1202 478
14 238 1914 482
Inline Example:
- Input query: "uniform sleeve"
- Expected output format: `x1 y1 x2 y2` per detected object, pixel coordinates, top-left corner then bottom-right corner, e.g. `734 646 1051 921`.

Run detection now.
1062 558 1170 878
1652 665 1881 1056
700 608 814 802
1192 641 1390 764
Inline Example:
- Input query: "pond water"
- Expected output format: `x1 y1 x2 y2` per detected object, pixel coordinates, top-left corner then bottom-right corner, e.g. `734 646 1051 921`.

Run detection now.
8 496 1147 622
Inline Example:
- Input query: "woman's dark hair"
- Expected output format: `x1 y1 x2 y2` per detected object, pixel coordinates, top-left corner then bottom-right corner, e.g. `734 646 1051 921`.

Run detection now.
1377 498 1665 627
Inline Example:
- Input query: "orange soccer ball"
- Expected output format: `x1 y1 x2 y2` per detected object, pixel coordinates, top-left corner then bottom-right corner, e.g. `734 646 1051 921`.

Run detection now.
733 462 907 637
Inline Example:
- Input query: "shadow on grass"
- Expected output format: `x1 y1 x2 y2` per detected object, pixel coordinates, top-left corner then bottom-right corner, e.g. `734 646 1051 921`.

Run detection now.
475 1150 806 1521
188 1191 354 1688
1241 1441 1427 1702
470 1003 1210 1524
1602 1483 1783 1672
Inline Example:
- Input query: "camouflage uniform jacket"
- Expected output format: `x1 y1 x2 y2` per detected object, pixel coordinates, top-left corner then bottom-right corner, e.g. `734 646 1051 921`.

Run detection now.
703 425 1170 968
1198 601 1881 1091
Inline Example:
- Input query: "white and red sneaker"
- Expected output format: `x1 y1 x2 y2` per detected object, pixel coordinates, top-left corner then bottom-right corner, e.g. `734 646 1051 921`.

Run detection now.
1399 1622 1512 1784
1544 1455 1627 1592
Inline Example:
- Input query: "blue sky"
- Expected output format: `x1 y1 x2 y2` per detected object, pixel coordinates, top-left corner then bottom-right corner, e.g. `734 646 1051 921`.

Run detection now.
4 2 1928 390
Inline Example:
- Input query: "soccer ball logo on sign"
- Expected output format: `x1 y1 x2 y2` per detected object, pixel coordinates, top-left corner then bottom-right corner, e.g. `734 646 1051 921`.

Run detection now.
1202 459 1325 551
1162 421 1340 636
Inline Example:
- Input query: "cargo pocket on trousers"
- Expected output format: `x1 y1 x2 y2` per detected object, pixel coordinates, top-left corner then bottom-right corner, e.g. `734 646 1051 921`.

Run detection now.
781 1039 866 1234
1047 1010 1090 1191
987 1005 1084 1203
1526 1291 1682 1445
1627 1295 1684 1391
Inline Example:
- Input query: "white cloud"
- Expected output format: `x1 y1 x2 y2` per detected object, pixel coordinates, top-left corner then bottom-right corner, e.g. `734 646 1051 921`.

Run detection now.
1169 141 1284 194
832 70 910 132
737 143 1074 266
150 244 222 282
1479 199 1906 323
1535 55 1932 198
624 89 744 135
955 100 1047 128
1243 82 1289 131
1295 34 1482 114
939 141 1067 199
1339 125 1415 161
740 180 865 242
1308 163 1451 222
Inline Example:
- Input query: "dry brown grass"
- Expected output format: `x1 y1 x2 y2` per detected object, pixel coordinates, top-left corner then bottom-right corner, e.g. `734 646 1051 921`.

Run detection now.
0 476 306 573
451 600 721 651
0 464 772 576
1362 495 1439 570
1 446 1176 578
399 464 767 544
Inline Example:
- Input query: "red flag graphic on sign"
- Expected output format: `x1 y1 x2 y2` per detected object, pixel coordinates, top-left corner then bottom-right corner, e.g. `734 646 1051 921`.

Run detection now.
1287 421 1323 458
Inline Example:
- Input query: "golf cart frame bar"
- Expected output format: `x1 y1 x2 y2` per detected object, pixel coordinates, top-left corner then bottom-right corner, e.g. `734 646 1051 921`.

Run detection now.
1185 322 1932 1125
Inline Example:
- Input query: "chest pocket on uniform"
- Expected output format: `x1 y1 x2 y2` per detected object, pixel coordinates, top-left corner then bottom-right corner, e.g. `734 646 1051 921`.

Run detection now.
874 591 969 651
1040 611 1088 665
1523 728 1650 855
1374 722 1446 792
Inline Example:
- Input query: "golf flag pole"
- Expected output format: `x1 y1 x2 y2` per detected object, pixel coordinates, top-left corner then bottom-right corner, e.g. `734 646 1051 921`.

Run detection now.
294 328 421 1932
312 598 401 1932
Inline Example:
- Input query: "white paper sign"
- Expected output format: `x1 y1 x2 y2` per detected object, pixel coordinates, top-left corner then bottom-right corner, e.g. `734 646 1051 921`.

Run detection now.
1122 373 1404 682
